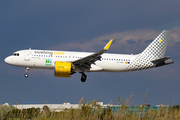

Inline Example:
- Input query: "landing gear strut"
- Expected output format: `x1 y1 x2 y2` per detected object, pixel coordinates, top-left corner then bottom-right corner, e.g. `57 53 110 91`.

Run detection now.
24 67 29 78
81 73 87 82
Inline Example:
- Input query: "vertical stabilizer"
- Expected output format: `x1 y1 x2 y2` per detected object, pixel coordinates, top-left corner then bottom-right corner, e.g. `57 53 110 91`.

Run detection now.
125 30 171 72
141 30 171 59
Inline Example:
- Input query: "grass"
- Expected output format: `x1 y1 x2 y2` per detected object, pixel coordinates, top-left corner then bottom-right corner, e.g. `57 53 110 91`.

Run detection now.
1 96 180 120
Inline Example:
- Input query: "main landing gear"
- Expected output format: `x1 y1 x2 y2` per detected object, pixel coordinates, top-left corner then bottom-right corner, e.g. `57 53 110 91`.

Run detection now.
81 73 87 82
24 67 29 78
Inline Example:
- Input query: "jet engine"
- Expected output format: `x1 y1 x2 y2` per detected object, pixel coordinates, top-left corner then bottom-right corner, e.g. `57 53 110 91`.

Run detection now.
54 61 72 77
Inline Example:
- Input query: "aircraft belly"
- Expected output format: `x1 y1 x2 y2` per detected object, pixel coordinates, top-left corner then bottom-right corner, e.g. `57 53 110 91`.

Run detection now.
89 64 103 72
96 61 128 72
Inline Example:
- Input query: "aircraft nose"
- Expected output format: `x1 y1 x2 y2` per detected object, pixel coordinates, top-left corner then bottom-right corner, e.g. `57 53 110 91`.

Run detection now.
4 57 10 64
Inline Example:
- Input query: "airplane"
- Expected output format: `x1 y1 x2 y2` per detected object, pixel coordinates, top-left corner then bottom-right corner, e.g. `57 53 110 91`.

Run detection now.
4 30 174 82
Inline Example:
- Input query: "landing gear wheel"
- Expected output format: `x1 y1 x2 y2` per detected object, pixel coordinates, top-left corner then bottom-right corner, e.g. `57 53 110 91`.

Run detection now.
24 73 29 78
24 67 29 78
81 74 87 82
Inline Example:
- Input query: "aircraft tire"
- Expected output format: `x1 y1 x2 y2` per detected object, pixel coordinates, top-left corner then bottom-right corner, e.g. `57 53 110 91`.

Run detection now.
24 73 28 78
81 74 87 82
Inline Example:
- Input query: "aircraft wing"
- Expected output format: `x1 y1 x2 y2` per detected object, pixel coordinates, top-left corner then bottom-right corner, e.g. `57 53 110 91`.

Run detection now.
72 39 113 69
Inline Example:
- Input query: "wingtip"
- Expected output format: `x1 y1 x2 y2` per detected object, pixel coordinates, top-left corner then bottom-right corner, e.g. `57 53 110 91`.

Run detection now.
104 39 113 50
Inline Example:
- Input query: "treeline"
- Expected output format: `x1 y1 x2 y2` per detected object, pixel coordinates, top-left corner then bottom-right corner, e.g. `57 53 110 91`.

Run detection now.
0 101 180 119
0 105 50 119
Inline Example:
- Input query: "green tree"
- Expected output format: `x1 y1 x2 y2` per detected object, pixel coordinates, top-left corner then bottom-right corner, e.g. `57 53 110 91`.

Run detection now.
169 105 180 112
0 105 15 119
43 105 50 113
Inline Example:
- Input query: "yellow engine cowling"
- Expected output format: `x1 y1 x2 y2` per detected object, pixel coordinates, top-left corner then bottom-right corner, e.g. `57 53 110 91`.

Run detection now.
54 61 72 77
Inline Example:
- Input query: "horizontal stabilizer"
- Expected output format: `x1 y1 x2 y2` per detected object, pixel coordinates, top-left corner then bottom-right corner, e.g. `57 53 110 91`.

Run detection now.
151 57 171 63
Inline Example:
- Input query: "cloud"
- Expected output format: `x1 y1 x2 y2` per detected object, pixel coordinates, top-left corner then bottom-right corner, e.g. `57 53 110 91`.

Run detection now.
170 27 180 43
49 27 180 54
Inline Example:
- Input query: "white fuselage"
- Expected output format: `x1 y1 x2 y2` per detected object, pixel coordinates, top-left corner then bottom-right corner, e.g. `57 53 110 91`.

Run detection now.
4 49 138 72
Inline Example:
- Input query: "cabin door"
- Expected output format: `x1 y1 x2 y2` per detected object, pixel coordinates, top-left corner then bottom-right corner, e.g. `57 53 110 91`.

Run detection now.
24 51 30 61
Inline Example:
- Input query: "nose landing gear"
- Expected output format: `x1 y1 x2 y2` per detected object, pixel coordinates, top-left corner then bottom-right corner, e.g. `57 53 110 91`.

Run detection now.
24 67 29 78
24 73 28 78
81 73 87 82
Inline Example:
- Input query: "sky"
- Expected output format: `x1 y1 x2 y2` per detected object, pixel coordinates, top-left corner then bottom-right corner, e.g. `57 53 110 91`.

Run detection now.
1 1 180 106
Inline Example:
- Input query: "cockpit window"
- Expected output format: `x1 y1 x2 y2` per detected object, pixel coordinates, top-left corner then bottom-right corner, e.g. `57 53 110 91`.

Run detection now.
13 53 19 56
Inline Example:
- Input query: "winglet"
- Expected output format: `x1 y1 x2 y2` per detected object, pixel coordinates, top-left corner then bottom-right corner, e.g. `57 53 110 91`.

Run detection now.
104 39 113 50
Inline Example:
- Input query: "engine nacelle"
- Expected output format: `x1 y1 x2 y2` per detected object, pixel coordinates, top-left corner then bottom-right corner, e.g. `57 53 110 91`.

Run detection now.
54 61 72 77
